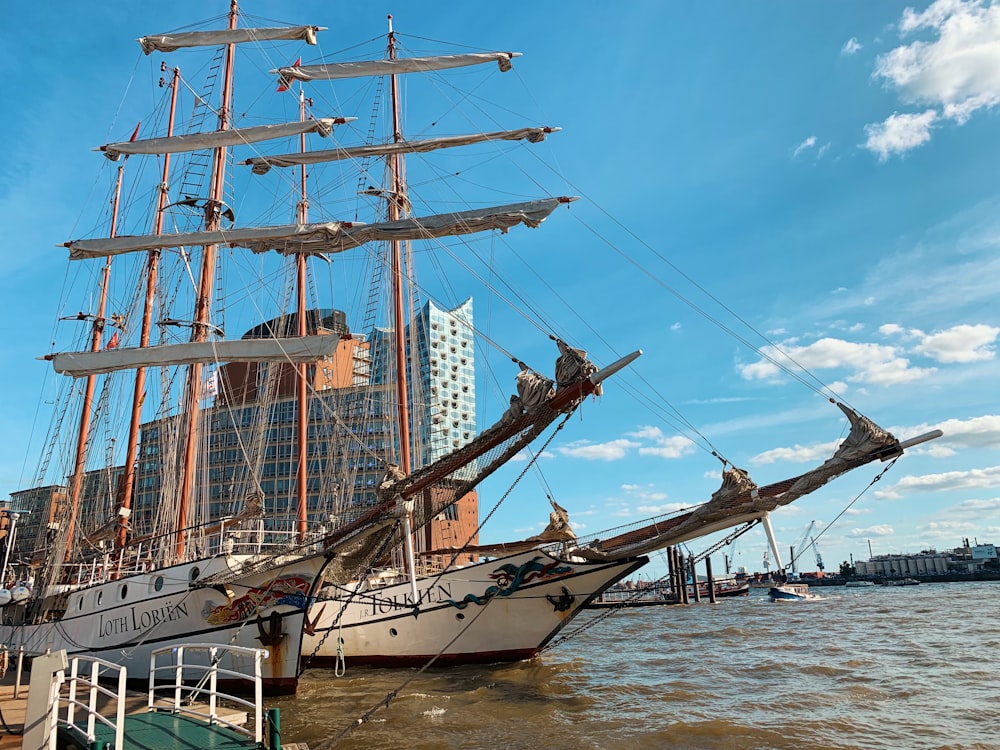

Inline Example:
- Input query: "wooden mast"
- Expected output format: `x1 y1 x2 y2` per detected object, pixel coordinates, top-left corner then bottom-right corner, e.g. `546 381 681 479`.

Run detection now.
118 66 180 550
63 166 125 558
386 16 420 594
386 16 412 478
295 86 310 542
176 0 239 561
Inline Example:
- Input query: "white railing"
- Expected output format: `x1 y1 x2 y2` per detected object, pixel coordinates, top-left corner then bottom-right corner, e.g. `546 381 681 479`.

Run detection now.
56 655 127 750
45 644 270 750
148 643 267 744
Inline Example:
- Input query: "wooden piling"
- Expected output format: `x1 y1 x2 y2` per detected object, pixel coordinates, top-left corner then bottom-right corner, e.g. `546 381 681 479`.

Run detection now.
677 548 689 604
706 556 717 604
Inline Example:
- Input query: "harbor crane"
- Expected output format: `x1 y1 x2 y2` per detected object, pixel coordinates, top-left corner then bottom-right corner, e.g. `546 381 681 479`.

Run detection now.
791 520 817 574
811 536 825 572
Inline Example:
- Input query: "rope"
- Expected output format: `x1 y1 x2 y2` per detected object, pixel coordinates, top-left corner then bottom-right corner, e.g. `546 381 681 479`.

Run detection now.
787 457 900 573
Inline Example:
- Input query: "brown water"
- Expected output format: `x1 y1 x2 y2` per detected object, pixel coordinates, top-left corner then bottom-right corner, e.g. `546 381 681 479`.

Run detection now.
273 582 1000 749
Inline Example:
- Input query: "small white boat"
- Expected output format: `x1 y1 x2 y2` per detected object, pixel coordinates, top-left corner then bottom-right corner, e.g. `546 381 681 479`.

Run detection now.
768 583 820 602
845 580 875 588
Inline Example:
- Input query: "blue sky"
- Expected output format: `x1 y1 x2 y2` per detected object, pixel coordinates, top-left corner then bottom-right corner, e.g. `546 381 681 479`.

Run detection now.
1 1 998 579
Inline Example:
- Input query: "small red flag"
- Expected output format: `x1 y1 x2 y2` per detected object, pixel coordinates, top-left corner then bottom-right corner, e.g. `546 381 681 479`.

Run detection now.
106 331 120 350
129 122 141 142
276 58 301 93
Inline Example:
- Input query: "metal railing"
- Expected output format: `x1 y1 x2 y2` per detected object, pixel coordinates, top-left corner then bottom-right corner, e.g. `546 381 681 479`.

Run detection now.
148 643 267 744
57 654 127 749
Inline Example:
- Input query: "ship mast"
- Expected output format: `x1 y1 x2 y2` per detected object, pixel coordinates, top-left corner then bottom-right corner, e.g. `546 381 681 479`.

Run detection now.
386 16 420 595
295 86 310 542
63 166 125 558
118 65 180 551
176 0 239 561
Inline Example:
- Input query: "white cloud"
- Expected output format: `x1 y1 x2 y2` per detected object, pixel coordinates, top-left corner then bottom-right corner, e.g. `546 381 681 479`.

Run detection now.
793 136 817 158
751 439 840 465
948 496 1000 520
842 37 863 55
739 337 937 386
901 414 1000 450
879 323 906 336
827 380 849 394
863 110 938 161
880 322 1000 362
863 0 1000 157
556 438 638 461
637 435 696 459
848 524 895 537
792 135 831 161
558 427 695 462
885 0 1000 123
913 323 1000 362
621 484 669 503
874 464 1000 499
628 426 664 440
843 507 872 516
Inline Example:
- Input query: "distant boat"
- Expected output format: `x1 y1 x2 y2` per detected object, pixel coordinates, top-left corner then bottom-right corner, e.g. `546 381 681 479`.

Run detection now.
708 581 751 598
881 578 920 586
768 583 820 602
845 580 875 588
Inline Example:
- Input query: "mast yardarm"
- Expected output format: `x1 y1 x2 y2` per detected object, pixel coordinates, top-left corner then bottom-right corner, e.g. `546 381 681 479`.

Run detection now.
99 118 353 161
138 26 324 54
46 336 343 377
245 127 559 174
272 52 520 89
64 198 576 259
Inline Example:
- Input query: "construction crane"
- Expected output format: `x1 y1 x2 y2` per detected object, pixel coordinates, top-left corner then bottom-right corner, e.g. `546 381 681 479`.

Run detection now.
791 521 816 574
811 535 825 572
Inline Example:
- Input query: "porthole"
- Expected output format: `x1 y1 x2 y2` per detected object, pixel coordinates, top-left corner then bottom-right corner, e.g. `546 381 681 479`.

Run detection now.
389 628 399 637
190 566 201 582
455 612 465 621
78 596 84 611
153 576 164 592
96 591 103 606
120 584 128 600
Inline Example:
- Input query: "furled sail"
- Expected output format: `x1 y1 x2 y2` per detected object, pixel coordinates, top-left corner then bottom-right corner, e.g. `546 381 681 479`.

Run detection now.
47 335 341 377
261 197 578 256
138 26 323 55
573 405 906 560
245 127 559 174
65 197 575 260
273 52 521 88
100 118 352 161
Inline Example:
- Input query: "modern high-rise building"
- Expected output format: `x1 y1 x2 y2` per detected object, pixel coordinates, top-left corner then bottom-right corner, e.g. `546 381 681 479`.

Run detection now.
371 298 476 478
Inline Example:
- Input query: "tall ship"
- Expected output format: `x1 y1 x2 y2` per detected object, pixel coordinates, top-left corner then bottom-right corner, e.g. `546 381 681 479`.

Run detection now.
0 3 943 685
0 3 645 690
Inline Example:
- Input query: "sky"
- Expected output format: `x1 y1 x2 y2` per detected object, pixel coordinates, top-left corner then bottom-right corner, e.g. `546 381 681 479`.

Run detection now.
0 0 998 581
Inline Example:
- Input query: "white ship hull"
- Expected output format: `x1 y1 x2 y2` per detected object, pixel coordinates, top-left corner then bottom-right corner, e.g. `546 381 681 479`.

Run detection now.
301 549 645 668
0 554 328 695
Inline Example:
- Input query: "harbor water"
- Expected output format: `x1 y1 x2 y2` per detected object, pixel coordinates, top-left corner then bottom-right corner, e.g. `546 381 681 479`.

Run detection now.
274 582 999 749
